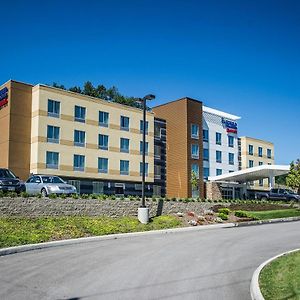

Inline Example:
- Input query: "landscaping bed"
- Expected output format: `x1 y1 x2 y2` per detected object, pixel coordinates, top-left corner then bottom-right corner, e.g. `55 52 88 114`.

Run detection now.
0 215 183 248
259 250 300 300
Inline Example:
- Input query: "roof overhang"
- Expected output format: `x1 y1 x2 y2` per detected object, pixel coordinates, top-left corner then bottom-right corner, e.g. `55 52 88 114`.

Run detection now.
208 165 290 183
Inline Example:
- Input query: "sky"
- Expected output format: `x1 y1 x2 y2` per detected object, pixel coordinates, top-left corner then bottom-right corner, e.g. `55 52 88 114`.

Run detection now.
1 0 299 164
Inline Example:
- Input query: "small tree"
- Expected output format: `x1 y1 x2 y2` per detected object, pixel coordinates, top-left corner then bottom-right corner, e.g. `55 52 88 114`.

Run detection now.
191 171 199 197
286 160 300 194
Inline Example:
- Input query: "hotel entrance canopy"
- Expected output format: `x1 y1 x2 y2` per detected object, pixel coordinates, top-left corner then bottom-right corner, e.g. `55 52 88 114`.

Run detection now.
208 165 290 185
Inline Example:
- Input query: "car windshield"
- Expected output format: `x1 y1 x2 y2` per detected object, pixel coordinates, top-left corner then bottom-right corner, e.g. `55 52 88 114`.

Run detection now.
41 176 65 184
0 169 16 179
286 189 296 195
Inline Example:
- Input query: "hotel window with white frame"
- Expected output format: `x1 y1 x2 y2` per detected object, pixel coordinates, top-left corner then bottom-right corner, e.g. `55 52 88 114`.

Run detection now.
154 165 161 179
74 155 85 171
99 111 109 127
258 146 263 157
203 148 209 161
267 149 272 159
74 130 85 147
203 129 209 142
228 136 234 148
191 163 199 178
249 144 254 155
216 150 222 163
140 141 149 155
46 151 59 169
229 153 234 165
216 169 222 176
120 116 130 131
120 138 130 153
191 144 199 159
140 120 149 134
47 125 60 143
191 124 199 139
140 162 149 176
74 105 86 123
98 158 108 173
249 160 254 168
99 134 109 150
203 167 209 179
47 99 60 118
120 160 129 175
216 132 222 145
154 145 161 159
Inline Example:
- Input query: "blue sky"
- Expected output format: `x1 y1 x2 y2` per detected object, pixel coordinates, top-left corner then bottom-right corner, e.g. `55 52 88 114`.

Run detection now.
1 0 299 164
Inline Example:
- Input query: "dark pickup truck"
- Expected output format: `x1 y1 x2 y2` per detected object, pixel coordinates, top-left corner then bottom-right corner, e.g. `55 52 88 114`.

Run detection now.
256 188 300 202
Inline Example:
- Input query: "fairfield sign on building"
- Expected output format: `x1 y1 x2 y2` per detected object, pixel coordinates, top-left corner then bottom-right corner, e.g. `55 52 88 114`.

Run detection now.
222 118 238 134
0 87 8 110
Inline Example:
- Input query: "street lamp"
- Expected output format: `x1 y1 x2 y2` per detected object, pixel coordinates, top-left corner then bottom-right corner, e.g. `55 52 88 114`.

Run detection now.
136 94 155 224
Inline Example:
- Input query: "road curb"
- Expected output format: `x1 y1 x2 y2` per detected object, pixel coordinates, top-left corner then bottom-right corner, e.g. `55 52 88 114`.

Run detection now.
0 222 235 257
250 248 300 300
1 216 299 257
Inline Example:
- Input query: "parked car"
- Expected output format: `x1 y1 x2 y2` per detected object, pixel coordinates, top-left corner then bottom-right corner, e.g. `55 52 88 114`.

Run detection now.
256 188 300 202
25 175 77 197
0 168 26 193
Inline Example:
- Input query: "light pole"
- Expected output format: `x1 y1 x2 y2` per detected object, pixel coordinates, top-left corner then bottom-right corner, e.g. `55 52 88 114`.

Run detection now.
137 94 155 224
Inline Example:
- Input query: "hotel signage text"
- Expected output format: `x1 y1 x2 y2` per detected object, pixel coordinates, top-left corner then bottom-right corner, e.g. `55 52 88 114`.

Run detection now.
222 118 238 134
0 87 8 110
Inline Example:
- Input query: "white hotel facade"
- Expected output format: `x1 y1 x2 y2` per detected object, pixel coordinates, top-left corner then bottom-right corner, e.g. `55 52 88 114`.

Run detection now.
203 106 240 180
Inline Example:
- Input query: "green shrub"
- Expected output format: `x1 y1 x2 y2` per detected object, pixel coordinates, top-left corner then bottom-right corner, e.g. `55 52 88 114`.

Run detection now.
49 193 57 199
7 192 17 198
0 190 5 198
71 193 79 199
20 192 30 198
37 193 42 199
218 208 231 215
234 210 249 218
120 196 125 201
60 193 67 199
81 194 89 199
171 197 177 202
110 195 116 200
183 198 189 203
166 198 171 202
218 212 229 220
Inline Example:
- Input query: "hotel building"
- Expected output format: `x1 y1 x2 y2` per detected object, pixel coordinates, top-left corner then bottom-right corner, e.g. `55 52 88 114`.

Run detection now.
239 136 274 195
0 80 166 196
203 106 240 180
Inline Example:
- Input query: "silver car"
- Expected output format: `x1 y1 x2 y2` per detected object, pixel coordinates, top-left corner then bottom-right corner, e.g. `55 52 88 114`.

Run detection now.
25 175 77 197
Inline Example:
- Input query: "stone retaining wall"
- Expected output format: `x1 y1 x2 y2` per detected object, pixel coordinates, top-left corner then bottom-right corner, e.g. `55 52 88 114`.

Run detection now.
0 198 216 218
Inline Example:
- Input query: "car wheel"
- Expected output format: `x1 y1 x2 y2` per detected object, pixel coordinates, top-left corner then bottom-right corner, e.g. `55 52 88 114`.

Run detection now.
41 188 48 198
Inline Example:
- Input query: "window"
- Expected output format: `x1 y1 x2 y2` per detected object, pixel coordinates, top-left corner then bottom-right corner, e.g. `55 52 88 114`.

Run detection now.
154 124 161 138
120 138 130 153
203 129 209 142
93 182 104 194
99 134 109 150
140 162 149 176
140 120 149 134
216 169 222 176
259 179 264 186
140 141 149 155
228 136 234 148
259 161 263 166
154 165 161 179
120 160 129 175
203 167 209 179
74 155 85 171
191 124 199 139
99 111 109 127
74 105 86 123
249 160 254 168
68 180 80 194
74 130 85 147
267 149 272 159
98 158 108 173
191 164 199 178
203 148 209 161
47 125 60 143
191 144 199 159
46 151 59 169
153 185 162 197
120 116 130 131
47 99 60 117
249 144 254 155
216 132 222 145
154 145 161 159
229 153 234 165
258 147 263 157
216 150 222 163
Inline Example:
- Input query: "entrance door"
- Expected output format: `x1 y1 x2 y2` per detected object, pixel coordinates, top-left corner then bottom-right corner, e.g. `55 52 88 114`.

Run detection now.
115 183 125 196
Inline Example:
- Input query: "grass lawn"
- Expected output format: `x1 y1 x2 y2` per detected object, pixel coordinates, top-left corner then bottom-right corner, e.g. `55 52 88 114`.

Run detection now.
259 251 300 300
247 209 300 220
0 215 183 249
